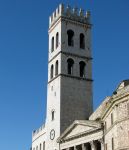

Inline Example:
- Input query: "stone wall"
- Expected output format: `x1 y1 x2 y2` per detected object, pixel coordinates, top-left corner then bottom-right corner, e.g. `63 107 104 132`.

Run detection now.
103 88 129 150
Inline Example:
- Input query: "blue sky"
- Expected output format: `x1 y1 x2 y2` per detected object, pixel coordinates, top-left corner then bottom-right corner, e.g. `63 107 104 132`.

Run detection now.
0 0 129 150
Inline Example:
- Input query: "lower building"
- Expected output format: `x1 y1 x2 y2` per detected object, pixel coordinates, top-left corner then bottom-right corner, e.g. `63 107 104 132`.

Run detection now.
57 80 129 150
32 80 129 150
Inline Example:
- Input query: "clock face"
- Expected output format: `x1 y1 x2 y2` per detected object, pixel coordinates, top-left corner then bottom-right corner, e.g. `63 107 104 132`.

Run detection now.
50 129 55 140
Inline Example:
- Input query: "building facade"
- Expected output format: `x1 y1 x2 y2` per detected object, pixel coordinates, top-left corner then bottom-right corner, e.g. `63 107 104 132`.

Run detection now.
32 4 93 150
31 4 129 150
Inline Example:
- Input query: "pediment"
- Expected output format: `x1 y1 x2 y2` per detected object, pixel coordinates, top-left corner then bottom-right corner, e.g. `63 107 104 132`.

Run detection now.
65 124 94 138
58 120 102 142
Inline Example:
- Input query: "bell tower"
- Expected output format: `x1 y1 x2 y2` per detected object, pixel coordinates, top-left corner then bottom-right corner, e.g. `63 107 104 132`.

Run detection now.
46 4 93 149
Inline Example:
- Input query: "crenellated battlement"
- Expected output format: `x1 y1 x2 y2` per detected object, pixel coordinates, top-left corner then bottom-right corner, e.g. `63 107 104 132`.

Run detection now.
49 4 91 27
32 124 45 138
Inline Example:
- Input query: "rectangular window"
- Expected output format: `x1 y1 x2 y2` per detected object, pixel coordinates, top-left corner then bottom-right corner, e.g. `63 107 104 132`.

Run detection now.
111 113 113 125
105 121 107 131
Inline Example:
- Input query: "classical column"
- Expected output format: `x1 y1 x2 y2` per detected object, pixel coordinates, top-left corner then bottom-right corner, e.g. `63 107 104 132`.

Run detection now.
82 144 86 150
74 146 77 150
98 139 104 150
90 141 96 150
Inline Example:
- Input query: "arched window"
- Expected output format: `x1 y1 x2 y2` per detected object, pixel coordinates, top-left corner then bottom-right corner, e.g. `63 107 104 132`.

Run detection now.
79 61 86 77
51 37 54 52
36 146 38 150
80 33 85 49
50 65 54 79
67 58 74 75
56 32 59 48
40 144 42 150
67 30 74 46
51 110 55 121
55 60 58 76
43 142 45 150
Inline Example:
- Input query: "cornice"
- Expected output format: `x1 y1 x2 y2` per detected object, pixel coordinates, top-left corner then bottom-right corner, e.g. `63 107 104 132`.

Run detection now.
102 91 129 119
32 132 46 143
49 51 92 64
48 73 93 84
49 16 92 33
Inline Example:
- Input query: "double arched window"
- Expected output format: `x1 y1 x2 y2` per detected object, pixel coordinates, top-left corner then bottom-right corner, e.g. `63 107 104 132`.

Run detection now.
80 33 85 49
51 32 59 53
79 61 86 77
67 30 85 49
67 58 74 75
67 59 86 77
67 30 74 46
52 31 85 52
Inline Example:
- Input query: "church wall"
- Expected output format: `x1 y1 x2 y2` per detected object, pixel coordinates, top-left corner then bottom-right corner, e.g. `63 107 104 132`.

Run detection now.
104 96 129 150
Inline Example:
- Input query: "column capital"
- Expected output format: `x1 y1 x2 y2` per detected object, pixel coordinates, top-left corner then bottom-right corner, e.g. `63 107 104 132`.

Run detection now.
90 141 95 150
74 146 77 150
90 140 94 145
98 138 104 144
82 143 86 150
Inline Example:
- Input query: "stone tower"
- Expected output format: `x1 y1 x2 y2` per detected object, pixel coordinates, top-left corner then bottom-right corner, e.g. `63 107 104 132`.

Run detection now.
46 4 93 149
